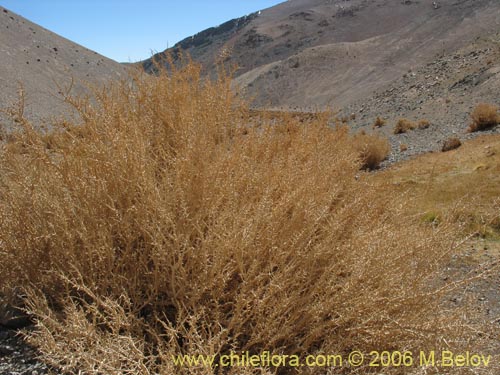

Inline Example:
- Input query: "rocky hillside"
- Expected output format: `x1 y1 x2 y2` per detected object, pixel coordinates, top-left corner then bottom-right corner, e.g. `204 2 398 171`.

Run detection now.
0 6 126 127
142 0 499 108
345 31 500 164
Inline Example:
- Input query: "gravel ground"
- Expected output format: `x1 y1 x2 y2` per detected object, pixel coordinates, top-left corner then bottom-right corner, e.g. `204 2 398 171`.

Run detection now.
0 328 55 375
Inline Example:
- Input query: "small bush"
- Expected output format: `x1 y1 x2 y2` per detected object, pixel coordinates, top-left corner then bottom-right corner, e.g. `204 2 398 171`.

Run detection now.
354 132 391 170
394 118 415 134
372 116 386 129
442 137 462 152
468 103 499 132
417 119 430 129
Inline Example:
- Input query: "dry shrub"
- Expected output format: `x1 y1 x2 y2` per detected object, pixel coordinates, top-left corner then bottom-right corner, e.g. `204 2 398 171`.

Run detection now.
417 119 430 129
0 63 494 374
372 116 386 129
393 118 415 134
442 137 462 152
353 131 391 170
468 103 499 132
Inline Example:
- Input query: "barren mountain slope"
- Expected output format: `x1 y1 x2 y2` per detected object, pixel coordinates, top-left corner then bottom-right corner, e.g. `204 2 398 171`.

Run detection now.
142 0 500 111
0 6 126 127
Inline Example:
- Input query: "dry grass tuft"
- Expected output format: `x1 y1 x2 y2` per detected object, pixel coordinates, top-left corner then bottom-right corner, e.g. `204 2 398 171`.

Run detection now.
0 62 496 374
393 118 415 134
442 137 462 152
417 119 430 129
353 131 391 170
372 116 386 129
468 103 499 132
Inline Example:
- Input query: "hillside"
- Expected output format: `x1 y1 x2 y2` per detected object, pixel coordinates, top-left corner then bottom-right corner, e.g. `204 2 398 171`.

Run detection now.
142 0 499 107
347 33 500 163
0 6 126 127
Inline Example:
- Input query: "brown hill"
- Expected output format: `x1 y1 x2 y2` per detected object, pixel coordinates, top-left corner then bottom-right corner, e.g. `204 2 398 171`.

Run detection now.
0 6 126 127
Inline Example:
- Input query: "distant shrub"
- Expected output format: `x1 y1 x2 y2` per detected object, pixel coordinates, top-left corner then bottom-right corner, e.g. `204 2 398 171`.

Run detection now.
417 119 430 129
394 118 415 134
372 116 386 129
468 103 499 132
442 137 462 152
354 132 391 170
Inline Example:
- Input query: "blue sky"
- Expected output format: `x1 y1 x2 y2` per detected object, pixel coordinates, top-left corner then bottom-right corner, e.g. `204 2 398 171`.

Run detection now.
0 0 284 62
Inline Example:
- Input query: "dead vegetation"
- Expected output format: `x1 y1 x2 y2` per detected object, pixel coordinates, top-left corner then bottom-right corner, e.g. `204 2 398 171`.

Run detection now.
0 62 497 374
468 103 499 132
353 131 390 170
393 118 415 134
442 137 462 152
393 118 432 134
417 119 430 129
372 116 386 129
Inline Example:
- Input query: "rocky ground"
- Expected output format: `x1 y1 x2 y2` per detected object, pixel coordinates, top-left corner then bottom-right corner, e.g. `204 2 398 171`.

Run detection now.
0 328 55 375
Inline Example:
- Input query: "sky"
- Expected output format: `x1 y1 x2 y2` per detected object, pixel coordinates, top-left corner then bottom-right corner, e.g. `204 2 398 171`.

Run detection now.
0 0 284 62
